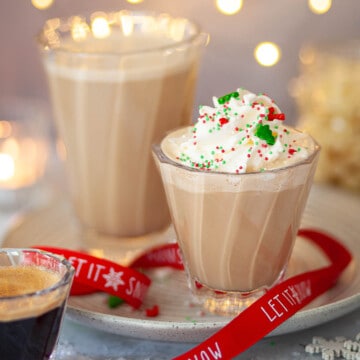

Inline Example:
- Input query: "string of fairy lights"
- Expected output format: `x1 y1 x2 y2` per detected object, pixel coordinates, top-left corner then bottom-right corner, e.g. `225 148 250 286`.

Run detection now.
30 0 333 67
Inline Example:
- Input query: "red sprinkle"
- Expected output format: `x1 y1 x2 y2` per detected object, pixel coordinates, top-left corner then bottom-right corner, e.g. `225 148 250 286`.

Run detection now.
145 305 159 317
288 148 297 155
267 107 285 121
219 118 229 126
195 281 203 289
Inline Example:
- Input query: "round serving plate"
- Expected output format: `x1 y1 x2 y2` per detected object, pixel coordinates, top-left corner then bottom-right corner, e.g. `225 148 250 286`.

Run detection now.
2 184 360 342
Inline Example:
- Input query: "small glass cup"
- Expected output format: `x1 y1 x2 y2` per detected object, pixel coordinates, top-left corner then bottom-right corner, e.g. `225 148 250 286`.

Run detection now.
0 97 51 211
0 248 74 359
153 128 320 315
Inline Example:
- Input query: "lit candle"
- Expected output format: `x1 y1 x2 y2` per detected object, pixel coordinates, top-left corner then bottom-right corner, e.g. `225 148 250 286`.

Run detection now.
0 120 48 190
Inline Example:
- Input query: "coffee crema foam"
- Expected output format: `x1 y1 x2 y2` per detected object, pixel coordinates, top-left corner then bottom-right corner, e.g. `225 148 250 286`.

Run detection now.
0 266 64 322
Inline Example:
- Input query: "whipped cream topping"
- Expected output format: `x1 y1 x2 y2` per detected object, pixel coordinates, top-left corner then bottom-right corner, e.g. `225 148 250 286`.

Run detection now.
163 88 316 173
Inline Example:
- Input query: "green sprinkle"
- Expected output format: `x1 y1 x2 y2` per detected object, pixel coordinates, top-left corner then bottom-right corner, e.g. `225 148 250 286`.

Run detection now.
254 124 276 145
185 316 197 324
108 295 124 308
218 91 240 104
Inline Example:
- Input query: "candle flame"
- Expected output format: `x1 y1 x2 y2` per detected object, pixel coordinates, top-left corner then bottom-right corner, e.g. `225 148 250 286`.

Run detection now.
0 153 15 181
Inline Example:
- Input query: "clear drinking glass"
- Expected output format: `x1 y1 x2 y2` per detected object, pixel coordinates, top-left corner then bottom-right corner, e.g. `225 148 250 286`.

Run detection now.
0 248 74 359
37 11 207 259
153 129 320 315
0 97 51 211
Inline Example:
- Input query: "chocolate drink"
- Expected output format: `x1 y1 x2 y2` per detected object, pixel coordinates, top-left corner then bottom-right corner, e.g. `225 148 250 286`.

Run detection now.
42 29 201 238
154 88 319 301
159 178 312 291
0 266 66 360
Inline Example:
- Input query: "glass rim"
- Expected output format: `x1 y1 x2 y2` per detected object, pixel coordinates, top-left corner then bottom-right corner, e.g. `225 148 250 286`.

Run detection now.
0 248 74 301
153 126 321 177
37 10 206 57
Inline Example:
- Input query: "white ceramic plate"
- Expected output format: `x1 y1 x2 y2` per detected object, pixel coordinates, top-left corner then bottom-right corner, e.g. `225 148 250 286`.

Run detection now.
2 184 360 342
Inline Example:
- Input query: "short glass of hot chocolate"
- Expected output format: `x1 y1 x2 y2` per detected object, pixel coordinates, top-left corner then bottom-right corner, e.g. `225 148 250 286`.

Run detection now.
153 88 320 315
0 249 74 360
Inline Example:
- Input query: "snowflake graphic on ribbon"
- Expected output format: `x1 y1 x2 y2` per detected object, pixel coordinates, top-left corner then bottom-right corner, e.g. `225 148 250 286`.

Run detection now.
305 333 360 360
102 267 125 291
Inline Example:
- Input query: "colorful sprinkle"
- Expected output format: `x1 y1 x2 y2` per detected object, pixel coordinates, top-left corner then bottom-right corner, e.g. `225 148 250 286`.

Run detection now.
219 117 229 126
218 91 240 104
255 123 277 145
267 107 285 121
108 295 124 308
145 304 160 317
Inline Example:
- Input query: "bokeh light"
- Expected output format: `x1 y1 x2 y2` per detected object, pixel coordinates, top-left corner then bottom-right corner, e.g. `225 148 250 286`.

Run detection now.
254 42 281 67
126 0 144 3
308 0 332 14
0 153 15 181
216 0 243 15
91 15 111 39
31 0 54 10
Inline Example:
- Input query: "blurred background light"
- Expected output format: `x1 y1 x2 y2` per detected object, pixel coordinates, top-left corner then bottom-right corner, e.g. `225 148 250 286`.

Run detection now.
31 0 54 10
0 153 15 181
215 0 243 15
308 0 332 14
91 15 111 39
254 42 281 67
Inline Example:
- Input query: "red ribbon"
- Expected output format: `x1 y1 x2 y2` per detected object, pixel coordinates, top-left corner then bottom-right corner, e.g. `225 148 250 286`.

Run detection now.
35 247 151 309
36 228 352 359
173 229 352 360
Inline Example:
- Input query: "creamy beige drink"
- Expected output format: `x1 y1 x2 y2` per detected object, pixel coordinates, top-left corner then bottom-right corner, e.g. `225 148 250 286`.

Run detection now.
154 88 319 314
39 12 205 240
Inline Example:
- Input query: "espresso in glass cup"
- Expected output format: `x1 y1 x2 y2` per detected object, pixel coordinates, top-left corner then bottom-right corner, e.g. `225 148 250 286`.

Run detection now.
153 88 320 315
37 11 207 259
0 249 74 359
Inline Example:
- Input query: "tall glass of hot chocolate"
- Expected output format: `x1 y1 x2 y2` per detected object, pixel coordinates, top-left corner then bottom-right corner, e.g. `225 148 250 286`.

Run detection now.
153 88 320 315
37 11 207 259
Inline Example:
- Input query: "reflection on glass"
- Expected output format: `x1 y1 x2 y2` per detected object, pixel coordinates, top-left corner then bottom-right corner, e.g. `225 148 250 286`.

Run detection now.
91 15 111 39
119 11 134 36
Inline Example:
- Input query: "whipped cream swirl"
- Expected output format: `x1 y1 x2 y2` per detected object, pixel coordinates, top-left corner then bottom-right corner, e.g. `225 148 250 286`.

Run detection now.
164 88 315 173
